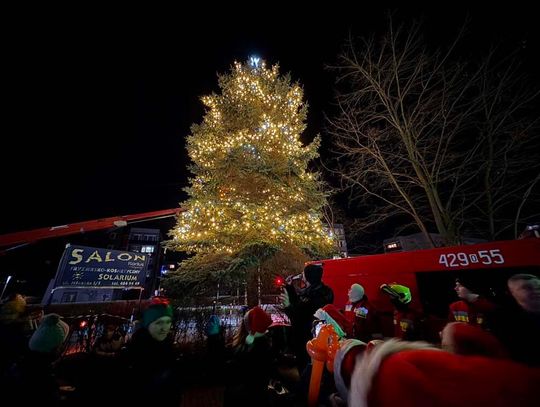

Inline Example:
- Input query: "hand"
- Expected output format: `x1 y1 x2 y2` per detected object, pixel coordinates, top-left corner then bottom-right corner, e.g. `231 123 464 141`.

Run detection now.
280 290 290 308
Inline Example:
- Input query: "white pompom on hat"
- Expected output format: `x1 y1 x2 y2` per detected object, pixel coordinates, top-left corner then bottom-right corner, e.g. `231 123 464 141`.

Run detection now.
244 306 273 345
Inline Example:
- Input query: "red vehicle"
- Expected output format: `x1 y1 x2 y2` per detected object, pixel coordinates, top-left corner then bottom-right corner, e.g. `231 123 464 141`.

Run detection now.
0 208 183 250
312 237 540 340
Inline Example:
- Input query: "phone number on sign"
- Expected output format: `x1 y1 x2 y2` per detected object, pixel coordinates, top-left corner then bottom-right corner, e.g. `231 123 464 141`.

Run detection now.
439 249 505 268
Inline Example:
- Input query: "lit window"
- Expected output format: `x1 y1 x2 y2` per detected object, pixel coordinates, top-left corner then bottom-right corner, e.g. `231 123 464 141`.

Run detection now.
385 242 401 252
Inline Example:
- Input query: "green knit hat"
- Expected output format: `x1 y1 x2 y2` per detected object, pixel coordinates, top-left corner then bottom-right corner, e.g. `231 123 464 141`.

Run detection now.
380 283 412 305
143 303 173 328
29 313 69 353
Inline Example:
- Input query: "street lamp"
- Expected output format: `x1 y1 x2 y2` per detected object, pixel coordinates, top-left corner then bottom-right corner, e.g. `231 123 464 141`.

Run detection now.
0 275 13 301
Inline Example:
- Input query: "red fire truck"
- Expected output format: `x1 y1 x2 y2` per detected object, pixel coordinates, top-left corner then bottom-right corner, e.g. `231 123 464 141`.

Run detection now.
313 237 540 340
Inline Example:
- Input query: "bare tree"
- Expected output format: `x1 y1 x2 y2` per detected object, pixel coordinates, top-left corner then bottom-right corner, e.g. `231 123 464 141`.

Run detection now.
469 52 540 239
327 19 540 245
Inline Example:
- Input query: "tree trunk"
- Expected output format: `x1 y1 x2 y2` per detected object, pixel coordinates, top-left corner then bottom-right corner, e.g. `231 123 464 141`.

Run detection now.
246 270 259 308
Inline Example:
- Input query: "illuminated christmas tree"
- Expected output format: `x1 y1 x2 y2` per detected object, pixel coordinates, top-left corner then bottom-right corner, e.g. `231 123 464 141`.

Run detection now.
166 58 335 296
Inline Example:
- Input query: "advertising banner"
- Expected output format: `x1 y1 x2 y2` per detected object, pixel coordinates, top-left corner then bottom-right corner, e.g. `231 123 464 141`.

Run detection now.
55 245 148 288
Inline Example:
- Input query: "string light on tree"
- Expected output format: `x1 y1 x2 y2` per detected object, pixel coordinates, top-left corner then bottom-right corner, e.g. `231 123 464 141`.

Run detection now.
249 55 261 68
167 58 335 260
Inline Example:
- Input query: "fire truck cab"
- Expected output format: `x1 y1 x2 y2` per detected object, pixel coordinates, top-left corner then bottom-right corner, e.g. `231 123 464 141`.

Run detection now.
315 237 540 341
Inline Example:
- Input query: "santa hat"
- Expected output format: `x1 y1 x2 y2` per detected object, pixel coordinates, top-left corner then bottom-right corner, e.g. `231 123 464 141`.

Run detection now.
304 264 323 285
349 339 540 407
143 303 173 328
150 296 170 306
441 322 508 358
349 284 365 303
314 304 350 338
29 313 69 353
244 306 273 345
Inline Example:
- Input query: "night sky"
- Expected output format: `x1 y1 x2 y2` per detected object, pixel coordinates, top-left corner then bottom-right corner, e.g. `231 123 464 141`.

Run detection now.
3 5 540 235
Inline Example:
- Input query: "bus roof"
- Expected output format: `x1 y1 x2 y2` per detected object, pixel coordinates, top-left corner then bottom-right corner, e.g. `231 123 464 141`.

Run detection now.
315 238 540 274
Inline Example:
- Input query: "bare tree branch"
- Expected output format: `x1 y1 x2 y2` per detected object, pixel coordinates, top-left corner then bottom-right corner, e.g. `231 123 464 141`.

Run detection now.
326 17 540 246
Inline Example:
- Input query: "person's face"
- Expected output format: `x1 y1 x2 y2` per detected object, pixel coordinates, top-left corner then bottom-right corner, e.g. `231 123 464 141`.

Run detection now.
105 325 116 339
148 316 172 341
348 286 353 302
508 278 540 313
455 282 471 299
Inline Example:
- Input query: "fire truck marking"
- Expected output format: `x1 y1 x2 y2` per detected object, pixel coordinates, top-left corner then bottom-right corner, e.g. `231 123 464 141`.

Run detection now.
439 249 505 268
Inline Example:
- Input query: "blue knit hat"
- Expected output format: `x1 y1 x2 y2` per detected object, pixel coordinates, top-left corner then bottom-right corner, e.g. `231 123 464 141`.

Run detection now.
29 313 69 353
206 315 222 336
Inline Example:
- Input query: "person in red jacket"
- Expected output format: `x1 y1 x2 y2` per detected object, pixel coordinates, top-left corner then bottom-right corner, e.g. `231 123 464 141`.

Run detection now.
448 277 495 329
380 283 423 341
343 283 380 342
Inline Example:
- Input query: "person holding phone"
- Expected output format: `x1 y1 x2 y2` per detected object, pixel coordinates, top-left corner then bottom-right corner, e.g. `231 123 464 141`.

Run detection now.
280 264 334 370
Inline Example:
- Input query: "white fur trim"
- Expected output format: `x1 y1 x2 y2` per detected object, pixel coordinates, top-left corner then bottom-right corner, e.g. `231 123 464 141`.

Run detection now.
348 339 439 407
314 308 327 320
334 339 366 401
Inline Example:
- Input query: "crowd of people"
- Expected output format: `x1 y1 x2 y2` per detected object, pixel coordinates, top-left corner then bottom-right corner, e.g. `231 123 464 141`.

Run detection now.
0 266 539 406
0 296 181 405
276 266 540 406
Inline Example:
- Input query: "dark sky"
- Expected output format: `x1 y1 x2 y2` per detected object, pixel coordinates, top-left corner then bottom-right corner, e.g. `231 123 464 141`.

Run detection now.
3 4 540 235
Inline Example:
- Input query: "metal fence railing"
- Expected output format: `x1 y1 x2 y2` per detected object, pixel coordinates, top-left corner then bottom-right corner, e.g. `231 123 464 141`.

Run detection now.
173 303 290 349
54 302 290 355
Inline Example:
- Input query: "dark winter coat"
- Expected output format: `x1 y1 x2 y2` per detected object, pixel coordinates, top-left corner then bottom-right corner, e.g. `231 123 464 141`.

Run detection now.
284 282 334 369
224 335 274 406
123 328 180 403
489 302 540 367
7 351 61 406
